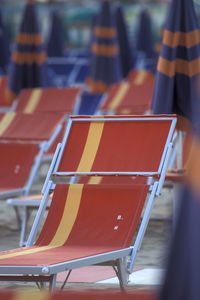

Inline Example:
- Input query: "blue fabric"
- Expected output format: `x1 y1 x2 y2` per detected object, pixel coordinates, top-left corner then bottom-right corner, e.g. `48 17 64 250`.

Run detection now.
47 58 88 87
151 0 200 121
87 0 122 91
7 1 48 98
46 11 65 57
115 5 133 78
0 9 10 72
135 8 155 59
165 0 198 32
78 91 102 115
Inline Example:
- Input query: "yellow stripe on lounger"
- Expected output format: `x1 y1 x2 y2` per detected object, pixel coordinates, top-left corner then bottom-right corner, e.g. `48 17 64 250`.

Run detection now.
0 184 83 259
0 112 16 136
77 122 104 172
88 176 102 184
108 82 129 110
14 290 49 300
23 89 42 113
134 71 147 85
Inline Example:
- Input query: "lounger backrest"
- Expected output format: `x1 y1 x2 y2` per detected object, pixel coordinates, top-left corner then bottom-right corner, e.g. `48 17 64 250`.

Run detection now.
36 184 149 249
0 142 39 190
55 116 176 175
15 87 81 114
0 112 65 143
100 71 154 114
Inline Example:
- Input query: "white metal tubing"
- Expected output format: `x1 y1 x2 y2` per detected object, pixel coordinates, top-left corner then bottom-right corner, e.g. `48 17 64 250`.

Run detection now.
26 181 53 246
70 116 176 122
177 130 183 169
45 123 63 152
19 207 28 247
41 143 62 195
127 182 158 273
53 171 157 176
52 118 73 173
157 142 173 196
157 117 177 175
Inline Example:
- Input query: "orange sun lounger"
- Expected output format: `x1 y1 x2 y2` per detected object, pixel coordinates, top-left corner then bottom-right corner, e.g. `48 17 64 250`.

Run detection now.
0 111 67 245
0 288 157 300
15 86 82 114
0 183 151 290
0 115 176 290
0 141 41 199
100 70 154 115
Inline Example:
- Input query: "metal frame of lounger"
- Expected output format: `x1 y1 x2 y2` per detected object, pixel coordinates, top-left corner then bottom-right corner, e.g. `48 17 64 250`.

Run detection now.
0 115 176 290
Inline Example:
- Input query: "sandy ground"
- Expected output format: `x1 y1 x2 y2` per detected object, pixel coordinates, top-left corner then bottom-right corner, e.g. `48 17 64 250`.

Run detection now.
0 161 175 291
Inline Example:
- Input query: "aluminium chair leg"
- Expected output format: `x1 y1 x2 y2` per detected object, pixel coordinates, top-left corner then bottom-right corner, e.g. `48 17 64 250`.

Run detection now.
115 258 129 291
49 274 57 291
19 207 30 247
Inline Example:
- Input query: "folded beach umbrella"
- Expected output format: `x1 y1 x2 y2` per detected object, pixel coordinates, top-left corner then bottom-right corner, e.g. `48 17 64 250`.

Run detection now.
135 8 154 61
115 5 133 78
151 0 200 122
46 10 65 57
86 0 122 94
6 0 48 103
0 9 10 73
159 100 200 299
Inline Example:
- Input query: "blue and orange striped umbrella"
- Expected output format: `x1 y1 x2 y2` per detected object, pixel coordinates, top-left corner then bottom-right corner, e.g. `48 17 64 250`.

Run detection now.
46 10 65 57
151 0 200 122
86 0 122 94
115 5 133 78
0 9 10 73
6 0 48 103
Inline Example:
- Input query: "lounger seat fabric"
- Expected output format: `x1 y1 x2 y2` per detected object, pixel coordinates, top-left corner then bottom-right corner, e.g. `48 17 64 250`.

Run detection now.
0 184 148 266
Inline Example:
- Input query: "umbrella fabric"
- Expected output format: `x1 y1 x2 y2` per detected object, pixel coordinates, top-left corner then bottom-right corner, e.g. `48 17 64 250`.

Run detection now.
0 9 10 73
135 8 154 60
115 5 133 78
46 10 65 57
6 0 48 103
151 0 200 122
159 101 200 299
86 0 122 94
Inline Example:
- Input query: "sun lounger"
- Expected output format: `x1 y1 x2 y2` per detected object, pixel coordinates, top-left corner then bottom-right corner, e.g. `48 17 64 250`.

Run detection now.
100 70 154 115
15 86 81 114
0 141 42 200
0 111 66 245
0 111 66 145
0 288 157 300
0 115 176 290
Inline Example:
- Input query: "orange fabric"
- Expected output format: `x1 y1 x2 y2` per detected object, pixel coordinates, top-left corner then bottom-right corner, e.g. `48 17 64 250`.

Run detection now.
0 142 39 189
0 77 12 107
58 119 174 173
16 33 43 45
0 112 65 141
101 78 154 114
0 184 148 265
94 27 116 38
16 87 81 113
79 175 147 185
0 289 157 300
12 50 46 65
157 56 200 77
162 29 200 48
